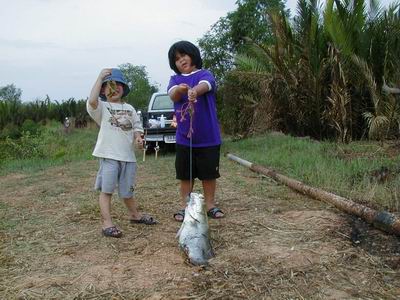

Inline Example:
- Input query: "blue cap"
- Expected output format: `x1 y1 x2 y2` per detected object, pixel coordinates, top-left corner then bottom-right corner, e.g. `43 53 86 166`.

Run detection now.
100 68 131 100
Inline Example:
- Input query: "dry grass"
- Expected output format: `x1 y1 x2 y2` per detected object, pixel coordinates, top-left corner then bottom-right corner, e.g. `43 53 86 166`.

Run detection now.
0 152 399 299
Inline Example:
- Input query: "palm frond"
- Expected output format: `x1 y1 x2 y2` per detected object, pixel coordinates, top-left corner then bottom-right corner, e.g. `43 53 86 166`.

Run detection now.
235 54 270 73
351 54 380 107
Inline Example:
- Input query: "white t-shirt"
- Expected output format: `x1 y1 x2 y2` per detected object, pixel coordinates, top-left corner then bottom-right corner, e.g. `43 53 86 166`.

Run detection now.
87 100 143 162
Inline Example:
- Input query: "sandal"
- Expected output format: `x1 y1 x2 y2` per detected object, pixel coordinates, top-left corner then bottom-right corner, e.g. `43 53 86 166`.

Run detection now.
207 207 225 219
102 226 123 238
173 209 185 222
130 215 157 225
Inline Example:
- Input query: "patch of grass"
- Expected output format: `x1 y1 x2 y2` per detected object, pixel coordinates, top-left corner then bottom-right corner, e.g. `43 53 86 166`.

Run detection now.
76 200 99 220
0 126 97 175
223 134 400 212
0 218 19 232
1 134 399 299
2 125 399 212
0 202 19 232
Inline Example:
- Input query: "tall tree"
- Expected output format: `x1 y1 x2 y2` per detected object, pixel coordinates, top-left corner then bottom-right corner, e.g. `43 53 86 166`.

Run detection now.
198 0 287 83
0 84 23 130
119 63 158 111
0 84 22 103
219 0 400 141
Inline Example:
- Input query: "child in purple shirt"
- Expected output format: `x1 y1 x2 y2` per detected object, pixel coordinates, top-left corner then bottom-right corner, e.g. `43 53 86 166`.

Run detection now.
167 40 224 222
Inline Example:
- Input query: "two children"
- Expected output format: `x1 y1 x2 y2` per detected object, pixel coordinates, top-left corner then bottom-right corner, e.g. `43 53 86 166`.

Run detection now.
87 68 157 238
167 41 225 222
87 40 223 237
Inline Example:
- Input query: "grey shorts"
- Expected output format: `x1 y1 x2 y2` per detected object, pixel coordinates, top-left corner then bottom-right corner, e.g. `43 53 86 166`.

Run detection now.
95 158 137 198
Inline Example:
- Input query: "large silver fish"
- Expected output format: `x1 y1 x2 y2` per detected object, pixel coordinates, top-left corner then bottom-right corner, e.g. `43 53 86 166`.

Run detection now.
176 193 214 266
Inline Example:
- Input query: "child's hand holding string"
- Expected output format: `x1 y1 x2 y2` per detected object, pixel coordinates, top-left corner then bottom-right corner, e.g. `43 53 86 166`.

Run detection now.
188 88 197 103
177 83 190 95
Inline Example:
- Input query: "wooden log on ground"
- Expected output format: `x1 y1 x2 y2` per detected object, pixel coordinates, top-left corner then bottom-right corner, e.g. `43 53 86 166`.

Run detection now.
226 153 400 237
382 77 400 95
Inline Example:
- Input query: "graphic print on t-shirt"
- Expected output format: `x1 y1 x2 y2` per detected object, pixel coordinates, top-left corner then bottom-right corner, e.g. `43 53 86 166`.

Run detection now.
106 108 133 131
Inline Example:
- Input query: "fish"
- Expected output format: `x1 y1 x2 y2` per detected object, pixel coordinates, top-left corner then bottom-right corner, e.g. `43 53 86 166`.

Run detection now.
106 80 118 98
176 192 215 266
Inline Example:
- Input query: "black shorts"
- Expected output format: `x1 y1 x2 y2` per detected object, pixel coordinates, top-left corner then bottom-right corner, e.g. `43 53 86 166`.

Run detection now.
175 144 221 180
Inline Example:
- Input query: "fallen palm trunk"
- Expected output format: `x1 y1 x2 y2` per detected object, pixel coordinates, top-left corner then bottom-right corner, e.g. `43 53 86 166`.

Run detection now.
382 77 400 94
226 153 400 237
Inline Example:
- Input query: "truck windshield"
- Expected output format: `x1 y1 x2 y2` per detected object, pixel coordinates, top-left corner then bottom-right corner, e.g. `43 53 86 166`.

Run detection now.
152 95 174 110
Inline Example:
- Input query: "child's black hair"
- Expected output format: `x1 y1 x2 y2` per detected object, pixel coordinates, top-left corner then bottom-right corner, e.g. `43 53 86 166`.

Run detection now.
168 41 203 74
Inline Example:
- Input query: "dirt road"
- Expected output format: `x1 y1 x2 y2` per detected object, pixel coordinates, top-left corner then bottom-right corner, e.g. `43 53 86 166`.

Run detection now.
1 154 399 299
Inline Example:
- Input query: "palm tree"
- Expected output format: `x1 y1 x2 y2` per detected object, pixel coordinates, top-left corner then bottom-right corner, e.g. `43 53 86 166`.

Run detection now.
220 0 400 141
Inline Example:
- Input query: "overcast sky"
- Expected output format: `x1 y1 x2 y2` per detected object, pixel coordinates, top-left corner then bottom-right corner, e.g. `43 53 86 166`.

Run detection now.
0 0 396 102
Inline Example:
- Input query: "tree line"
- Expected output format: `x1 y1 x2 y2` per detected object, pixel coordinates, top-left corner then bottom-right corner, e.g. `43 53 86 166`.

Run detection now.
0 63 158 139
2 0 399 143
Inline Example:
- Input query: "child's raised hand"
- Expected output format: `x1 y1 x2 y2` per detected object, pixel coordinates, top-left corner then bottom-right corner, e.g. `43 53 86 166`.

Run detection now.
99 68 112 81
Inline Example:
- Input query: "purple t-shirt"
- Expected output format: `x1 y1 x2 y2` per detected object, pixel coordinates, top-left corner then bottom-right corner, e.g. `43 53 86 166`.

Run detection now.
167 69 221 147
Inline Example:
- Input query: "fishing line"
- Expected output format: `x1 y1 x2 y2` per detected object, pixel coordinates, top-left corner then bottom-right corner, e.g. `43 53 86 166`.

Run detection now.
178 97 195 202
189 115 193 200
188 100 194 201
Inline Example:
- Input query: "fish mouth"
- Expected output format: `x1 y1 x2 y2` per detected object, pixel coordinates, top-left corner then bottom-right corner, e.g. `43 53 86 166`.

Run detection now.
182 246 208 266
189 259 208 266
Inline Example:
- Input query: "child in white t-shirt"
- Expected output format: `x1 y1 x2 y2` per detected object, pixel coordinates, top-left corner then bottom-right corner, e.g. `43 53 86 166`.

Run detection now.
87 68 157 238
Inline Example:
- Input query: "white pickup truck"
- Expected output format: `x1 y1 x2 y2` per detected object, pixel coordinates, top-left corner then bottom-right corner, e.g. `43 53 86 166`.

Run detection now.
140 92 176 147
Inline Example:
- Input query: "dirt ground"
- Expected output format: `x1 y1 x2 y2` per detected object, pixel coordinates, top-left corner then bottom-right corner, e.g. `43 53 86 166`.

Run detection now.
0 153 399 299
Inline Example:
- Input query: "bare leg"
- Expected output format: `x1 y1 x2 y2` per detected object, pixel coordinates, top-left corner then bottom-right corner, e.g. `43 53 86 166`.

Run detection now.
123 197 141 220
99 192 114 229
202 179 224 218
174 179 194 221
180 179 195 205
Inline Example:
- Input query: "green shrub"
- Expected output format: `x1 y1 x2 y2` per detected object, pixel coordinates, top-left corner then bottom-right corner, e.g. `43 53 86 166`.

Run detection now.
0 132 45 161
21 119 42 136
0 124 97 173
0 138 14 161
0 123 22 139
54 148 67 159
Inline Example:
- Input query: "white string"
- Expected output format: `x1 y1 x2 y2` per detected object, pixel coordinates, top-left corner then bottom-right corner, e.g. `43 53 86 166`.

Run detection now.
189 121 192 201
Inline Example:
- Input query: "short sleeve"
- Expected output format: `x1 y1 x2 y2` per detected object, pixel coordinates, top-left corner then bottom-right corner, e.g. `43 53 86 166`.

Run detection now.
131 108 144 133
198 70 216 91
167 75 178 94
86 99 103 125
